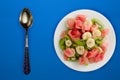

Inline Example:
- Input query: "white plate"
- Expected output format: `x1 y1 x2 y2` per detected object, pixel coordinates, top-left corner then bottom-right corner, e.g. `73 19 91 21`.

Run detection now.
54 9 116 72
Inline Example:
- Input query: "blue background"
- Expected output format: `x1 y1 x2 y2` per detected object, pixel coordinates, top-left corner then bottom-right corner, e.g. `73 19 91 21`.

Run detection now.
0 0 119 80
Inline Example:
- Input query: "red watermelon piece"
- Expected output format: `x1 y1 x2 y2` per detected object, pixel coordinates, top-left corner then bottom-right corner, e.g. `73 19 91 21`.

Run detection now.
87 48 99 58
90 24 98 32
101 46 106 54
79 57 89 65
74 20 83 29
89 53 104 63
64 48 75 57
89 58 95 63
66 18 75 29
100 42 108 54
60 31 66 38
101 29 109 37
64 54 68 60
68 29 81 40
94 54 104 62
83 50 88 57
76 15 86 22
83 21 91 31
84 25 91 31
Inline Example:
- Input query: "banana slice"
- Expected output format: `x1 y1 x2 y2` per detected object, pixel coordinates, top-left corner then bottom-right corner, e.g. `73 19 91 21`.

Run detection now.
65 40 72 47
86 38 95 48
97 47 103 53
92 29 101 37
84 20 92 27
75 46 84 55
82 32 92 40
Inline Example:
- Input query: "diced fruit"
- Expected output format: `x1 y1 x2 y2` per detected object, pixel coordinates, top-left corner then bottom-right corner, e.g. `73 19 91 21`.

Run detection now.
82 32 92 40
86 38 95 48
97 47 103 53
74 40 86 46
94 54 104 62
60 31 66 38
92 18 104 27
68 29 81 40
66 18 75 29
83 50 88 57
59 38 65 50
64 48 75 57
100 42 108 54
91 24 98 32
87 48 99 58
98 25 104 31
79 57 84 65
64 54 68 60
71 29 79 36
76 15 86 22
92 29 101 38
89 58 95 63
101 29 109 37
71 44 77 48
74 20 83 29
75 46 84 55
79 57 89 65
95 38 104 46
65 34 71 40
65 40 72 47
83 20 92 31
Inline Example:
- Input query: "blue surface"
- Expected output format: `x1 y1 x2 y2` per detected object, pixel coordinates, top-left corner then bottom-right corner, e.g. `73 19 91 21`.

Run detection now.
0 0 119 80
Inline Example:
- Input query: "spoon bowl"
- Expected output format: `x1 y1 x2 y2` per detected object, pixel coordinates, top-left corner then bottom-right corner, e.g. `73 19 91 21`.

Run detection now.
20 8 33 29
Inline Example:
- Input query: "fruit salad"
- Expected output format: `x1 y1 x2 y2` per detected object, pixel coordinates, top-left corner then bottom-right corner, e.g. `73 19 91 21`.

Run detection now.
59 14 109 65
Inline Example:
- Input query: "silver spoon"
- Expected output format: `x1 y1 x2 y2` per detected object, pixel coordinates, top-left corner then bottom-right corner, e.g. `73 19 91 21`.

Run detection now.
19 8 33 74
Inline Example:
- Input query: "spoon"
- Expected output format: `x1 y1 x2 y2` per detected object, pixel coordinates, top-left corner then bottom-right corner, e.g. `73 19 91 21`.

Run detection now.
19 8 33 74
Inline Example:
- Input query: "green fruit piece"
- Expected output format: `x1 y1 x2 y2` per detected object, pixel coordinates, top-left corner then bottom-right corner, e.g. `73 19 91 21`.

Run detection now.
65 34 71 40
71 44 77 48
92 18 104 27
93 45 98 48
95 38 104 46
74 40 86 46
59 38 65 50
98 25 104 31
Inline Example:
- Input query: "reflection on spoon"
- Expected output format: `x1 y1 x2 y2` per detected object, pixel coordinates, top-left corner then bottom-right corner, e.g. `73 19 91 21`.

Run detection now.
22 12 28 24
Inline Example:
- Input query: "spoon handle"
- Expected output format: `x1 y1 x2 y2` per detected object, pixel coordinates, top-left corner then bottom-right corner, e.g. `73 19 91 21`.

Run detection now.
24 31 30 74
